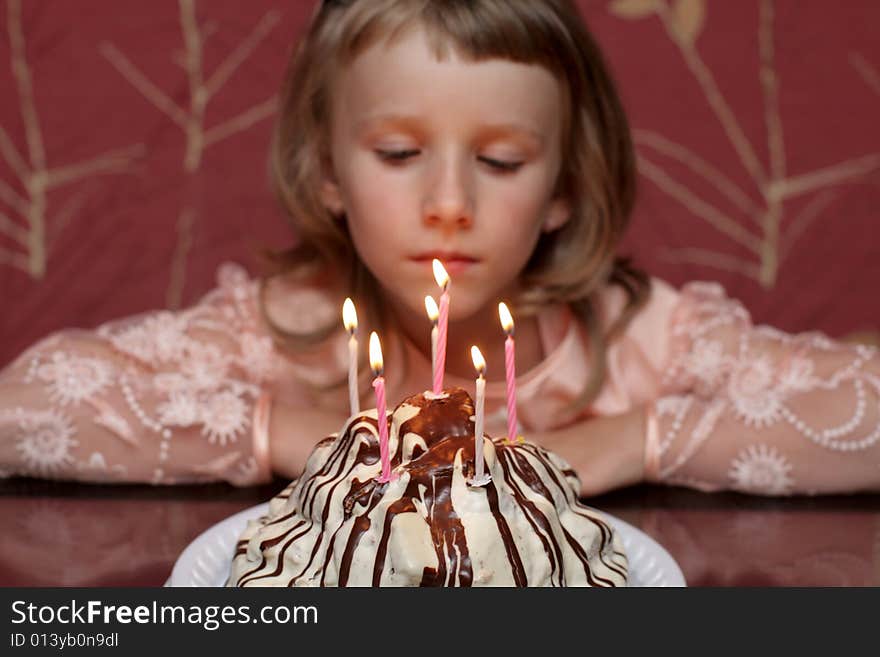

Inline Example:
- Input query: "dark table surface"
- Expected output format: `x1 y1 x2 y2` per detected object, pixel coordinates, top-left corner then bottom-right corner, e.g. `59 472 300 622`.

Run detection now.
1 477 878 587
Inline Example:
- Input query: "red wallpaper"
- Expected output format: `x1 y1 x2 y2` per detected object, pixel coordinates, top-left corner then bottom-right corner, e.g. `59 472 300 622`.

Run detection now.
1 0 878 368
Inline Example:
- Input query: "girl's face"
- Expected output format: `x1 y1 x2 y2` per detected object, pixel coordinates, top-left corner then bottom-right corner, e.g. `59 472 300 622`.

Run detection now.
321 26 570 322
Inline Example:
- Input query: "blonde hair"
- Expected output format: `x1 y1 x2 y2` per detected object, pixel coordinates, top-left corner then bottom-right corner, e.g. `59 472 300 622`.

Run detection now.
265 0 650 411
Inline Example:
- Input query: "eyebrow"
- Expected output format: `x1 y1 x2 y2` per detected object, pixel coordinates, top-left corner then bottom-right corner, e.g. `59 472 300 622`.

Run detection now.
355 114 545 144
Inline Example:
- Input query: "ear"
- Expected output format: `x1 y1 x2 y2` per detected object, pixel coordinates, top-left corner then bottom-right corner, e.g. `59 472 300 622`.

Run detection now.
319 175 346 217
541 196 570 233
318 151 346 216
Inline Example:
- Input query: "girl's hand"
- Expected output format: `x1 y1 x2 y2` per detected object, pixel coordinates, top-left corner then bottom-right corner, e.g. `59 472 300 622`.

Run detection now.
268 401 348 480
526 407 647 498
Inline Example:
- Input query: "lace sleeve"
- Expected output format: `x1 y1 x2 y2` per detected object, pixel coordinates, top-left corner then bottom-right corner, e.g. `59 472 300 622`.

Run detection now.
0 263 278 487
645 282 880 495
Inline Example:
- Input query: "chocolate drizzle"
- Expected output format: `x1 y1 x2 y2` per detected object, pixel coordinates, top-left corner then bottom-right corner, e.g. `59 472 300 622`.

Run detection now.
228 387 628 587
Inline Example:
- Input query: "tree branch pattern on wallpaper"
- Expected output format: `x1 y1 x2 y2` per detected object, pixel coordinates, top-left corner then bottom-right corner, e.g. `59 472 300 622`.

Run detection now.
0 0 876 371
611 0 880 288
0 0 143 280
100 0 280 308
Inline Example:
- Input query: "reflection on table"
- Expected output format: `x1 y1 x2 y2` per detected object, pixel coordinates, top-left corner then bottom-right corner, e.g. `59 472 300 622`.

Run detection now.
1 479 878 586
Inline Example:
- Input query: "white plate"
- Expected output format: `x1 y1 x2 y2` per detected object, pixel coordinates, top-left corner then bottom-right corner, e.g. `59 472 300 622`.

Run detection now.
167 502 686 587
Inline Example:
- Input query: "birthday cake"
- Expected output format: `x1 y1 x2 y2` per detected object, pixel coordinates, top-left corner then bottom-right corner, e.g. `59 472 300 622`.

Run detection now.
227 387 628 587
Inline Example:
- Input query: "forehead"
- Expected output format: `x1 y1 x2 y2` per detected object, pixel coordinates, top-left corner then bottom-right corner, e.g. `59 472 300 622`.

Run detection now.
331 26 562 140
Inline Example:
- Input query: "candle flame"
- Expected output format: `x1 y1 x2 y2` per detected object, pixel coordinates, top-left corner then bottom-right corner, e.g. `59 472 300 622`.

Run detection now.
470 345 486 375
498 302 514 334
424 295 439 323
432 259 450 289
342 297 358 333
369 331 384 374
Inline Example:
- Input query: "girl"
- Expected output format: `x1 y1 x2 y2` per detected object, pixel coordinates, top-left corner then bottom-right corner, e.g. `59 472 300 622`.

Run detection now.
1 0 878 496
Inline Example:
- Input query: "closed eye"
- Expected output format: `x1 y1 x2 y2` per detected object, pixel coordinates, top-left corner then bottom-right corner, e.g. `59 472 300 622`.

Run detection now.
376 149 419 163
375 150 523 172
478 156 523 172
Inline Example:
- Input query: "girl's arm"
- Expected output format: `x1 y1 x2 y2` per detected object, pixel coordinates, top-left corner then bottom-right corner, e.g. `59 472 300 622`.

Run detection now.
646 282 880 496
535 280 880 499
0 264 278 486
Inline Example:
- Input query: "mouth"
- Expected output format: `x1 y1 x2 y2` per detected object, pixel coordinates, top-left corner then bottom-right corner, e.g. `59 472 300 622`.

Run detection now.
409 252 480 275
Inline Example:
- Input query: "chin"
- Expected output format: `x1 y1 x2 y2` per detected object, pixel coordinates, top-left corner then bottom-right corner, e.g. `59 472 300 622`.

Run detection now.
386 287 482 323
446 294 499 324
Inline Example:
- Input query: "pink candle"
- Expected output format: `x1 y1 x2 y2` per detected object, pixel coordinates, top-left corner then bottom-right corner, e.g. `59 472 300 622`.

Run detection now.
499 303 518 443
432 260 450 395
369 331 395 483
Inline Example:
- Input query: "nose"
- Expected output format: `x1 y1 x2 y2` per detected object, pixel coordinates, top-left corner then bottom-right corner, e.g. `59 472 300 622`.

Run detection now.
422 154 474 232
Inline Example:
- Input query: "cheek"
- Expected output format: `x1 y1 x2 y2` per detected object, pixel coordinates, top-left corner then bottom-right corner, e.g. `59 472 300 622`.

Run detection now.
477 227 541 305
343 171 413 257
346 210 397 284
481 182 548 260
332 152 424 307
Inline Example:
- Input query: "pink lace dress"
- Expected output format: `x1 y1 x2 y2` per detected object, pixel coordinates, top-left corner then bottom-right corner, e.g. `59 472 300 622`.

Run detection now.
1 263 878 494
